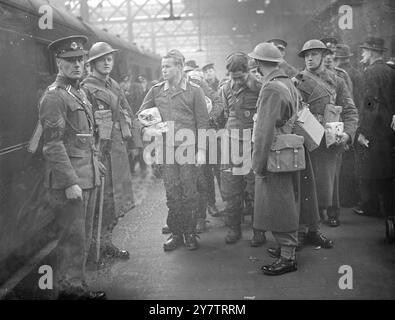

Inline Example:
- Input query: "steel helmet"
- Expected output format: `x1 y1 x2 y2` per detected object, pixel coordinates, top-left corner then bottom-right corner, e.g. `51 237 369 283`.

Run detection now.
248 42 283 63
298 39 332 57
87 42 119 63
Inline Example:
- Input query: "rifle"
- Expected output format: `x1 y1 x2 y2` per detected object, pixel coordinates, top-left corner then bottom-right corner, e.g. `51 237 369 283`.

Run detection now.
95 175 105 263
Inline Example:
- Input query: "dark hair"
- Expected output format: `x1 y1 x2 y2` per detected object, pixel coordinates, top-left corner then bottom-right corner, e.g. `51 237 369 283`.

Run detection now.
226 52 248 73
163 49 185 67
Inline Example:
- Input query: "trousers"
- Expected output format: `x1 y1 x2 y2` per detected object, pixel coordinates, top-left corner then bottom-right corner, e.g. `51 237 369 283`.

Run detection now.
272 231 298 260
50 187 97 293
161 163 199 234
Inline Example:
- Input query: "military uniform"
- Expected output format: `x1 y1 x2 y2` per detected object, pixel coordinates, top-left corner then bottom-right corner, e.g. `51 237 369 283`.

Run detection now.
82 74 141 256
220 73 261 233
279 60 299 78
294 67 358 220
188 74 224 225
39 73 101 294
139 76 209 239
252 68 301 261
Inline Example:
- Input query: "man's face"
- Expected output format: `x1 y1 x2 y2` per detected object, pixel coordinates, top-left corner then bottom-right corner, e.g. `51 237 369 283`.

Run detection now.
162 58 181 81
229 70 248 87
323 53 334 69
304 49 323 71
204 68 216 81
92 54 114 75
58 56 84 79
249 68 262 82
360 48 371 64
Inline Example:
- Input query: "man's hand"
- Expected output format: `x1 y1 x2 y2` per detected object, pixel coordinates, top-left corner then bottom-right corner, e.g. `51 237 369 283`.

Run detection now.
357 133 369 148
65 184 83 200
336 132 350 146
196 149 206 166
98 161 106 176
391 115 395 131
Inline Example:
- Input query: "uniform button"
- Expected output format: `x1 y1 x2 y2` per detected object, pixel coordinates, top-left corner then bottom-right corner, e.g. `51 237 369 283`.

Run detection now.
304 176 308 179
305 198 308 201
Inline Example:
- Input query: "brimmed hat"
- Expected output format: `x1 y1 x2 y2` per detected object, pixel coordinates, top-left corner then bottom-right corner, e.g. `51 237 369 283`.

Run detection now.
248 42 283 63
48 35 88 58
298 39 332 57
359 37 387 52
87 42 119 63
335 44 353 58
267 38 287 51
202 63 214 72
185 60 199 69
320 37 338 51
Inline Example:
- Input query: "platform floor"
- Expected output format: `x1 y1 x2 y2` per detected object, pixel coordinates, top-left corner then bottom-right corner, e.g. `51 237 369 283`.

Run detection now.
87 169 395 300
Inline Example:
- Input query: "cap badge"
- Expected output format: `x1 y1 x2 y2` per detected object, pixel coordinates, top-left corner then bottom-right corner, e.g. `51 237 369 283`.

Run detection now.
70 42 78 50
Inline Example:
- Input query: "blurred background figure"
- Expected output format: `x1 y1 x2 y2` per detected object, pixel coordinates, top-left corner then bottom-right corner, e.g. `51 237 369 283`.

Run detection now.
354 37 395 220
267 38 299 77
334 43 364 208
202 62 220 92
248 58 262 82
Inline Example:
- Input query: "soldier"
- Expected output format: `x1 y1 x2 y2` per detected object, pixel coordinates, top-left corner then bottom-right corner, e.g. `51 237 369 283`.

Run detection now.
354 37 395 219
81 42 142 261
294 39 358 234
267 38 299 78
138 49 209 251
39 35 105 299
321 37 353 94
186 68 224 232
202 63 220 92
248 58 263 83
334 44 364 208
249 42 301 275
219 52 266 247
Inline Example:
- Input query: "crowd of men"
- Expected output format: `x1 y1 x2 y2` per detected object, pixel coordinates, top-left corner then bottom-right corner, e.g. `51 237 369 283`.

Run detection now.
34 33 394 299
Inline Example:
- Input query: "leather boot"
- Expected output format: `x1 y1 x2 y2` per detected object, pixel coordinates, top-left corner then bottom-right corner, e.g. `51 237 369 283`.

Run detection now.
163 233 184 251
225 225 242 244
250 229 266 247
102 243 130 260
261 258 297 276
184 233 200 250
306 231 334 248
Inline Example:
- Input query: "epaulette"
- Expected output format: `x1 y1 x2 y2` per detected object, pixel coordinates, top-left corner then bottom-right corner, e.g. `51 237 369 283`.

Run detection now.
47 84 58 91
334 67 347 75
153 80 165 87
189 81 201 88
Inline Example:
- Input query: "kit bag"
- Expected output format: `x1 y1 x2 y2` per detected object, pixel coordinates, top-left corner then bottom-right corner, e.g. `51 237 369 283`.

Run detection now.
265 80 306 173
267 134 305 173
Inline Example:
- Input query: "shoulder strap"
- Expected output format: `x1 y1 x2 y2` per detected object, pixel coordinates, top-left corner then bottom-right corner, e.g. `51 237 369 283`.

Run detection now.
301 69 335 103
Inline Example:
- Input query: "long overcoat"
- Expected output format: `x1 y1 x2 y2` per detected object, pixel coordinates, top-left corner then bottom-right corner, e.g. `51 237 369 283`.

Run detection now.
82 75 141 228
294 67 358 208
357 59 395 180
252 69 301 232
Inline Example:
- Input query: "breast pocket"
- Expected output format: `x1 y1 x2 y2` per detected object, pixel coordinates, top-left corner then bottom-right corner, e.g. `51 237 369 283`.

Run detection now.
93 90 112 110
67 102 91 133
